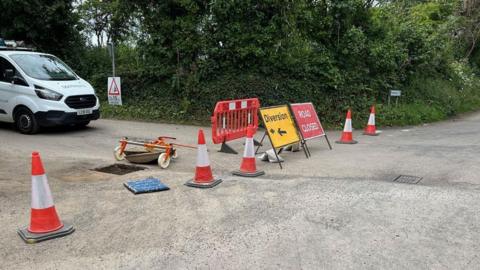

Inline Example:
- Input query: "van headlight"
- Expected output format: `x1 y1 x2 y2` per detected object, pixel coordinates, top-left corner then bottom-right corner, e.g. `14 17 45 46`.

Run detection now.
34 85 63 101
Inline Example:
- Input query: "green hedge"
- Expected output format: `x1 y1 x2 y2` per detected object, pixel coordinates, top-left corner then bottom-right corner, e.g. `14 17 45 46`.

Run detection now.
77 1 480 129
97 71 480 129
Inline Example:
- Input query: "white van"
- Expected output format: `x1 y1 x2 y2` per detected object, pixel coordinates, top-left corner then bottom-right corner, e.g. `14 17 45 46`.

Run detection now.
0 47 100 134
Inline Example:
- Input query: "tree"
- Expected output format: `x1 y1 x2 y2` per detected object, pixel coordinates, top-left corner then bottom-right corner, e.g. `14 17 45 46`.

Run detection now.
463 0 480 16
77 0 111 46
77 0 135 46
0 0 84 60
459 0 480 59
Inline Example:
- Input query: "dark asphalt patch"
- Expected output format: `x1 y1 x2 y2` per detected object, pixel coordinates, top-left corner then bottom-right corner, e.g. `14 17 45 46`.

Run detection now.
93 163 146 175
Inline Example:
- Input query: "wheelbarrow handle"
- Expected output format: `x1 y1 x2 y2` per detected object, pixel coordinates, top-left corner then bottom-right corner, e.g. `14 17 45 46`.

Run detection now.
171 143 197 149
158 136 176 140
120 140 168 149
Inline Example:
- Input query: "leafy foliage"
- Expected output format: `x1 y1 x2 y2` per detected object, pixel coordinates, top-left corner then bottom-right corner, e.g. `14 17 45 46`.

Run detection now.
0 0 84 62
2 0 480 127
77 0 136 46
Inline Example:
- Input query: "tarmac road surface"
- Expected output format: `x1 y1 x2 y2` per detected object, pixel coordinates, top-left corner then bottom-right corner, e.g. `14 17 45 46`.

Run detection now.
0 113 479 270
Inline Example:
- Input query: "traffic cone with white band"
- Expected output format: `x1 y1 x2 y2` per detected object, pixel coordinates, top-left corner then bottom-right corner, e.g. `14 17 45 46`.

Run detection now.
233 126 265 177
336 109 358 144
363 105 379 136
185 129 222 188
18 152 74 243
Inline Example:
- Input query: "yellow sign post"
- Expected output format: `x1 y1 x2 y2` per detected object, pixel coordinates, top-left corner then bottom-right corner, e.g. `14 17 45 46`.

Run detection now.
258 105 301 168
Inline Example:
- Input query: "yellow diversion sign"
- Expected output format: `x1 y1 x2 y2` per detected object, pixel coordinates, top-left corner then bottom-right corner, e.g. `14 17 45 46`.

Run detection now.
260 105 300 148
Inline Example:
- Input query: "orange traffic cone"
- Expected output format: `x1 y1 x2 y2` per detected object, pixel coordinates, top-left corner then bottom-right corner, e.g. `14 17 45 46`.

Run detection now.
233 125 265 177
185 129 222 188
18 152 74 243
363 105 379 136
336 109 358 144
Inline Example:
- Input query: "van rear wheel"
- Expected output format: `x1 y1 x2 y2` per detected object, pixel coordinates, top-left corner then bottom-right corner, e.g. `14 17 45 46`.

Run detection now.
14 107 39 134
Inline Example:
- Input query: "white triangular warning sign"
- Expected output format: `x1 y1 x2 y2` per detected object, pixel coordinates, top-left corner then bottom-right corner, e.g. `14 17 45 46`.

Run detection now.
108 78 121 96
108 77 122 105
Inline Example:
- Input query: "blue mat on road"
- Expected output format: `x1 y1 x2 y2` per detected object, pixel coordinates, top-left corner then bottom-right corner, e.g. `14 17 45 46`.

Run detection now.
124 177 170 194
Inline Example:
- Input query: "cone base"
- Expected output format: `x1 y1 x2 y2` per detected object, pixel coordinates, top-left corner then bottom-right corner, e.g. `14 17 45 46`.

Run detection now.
336 140 358 144
185 178 222 189
18 222 74 244
232 170 265 177
363 131 380 136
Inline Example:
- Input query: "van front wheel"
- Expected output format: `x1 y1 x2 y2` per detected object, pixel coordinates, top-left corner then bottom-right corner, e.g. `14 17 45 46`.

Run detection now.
14 107 39 134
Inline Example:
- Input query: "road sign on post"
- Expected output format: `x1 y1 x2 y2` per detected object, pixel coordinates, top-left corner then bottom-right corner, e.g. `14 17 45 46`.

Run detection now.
389 89 402 106
258 105 301 168
108 42 116 77
390 90 401 97
108 77 122 105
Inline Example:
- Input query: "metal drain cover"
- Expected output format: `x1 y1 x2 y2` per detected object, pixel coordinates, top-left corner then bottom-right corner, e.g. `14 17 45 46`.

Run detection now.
393 175 422 184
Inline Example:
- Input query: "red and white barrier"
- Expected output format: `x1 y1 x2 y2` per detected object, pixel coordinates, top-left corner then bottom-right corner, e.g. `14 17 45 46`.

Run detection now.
211 98 260 154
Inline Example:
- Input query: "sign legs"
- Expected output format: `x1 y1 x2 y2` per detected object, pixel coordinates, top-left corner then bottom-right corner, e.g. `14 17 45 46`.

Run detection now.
271 144 283 169
324 135 333 150
255 133 267 155
301 140 311 158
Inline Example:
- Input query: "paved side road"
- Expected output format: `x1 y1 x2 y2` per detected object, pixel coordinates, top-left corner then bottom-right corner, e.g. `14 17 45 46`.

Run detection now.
0 113 479 270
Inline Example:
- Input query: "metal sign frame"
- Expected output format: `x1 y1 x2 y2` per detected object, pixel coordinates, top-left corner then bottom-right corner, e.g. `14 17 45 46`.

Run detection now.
289 102 332 158
257 105 301 169
255 131 284 169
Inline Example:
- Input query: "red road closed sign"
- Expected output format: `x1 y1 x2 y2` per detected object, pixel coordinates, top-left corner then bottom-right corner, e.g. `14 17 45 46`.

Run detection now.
290 103 325 140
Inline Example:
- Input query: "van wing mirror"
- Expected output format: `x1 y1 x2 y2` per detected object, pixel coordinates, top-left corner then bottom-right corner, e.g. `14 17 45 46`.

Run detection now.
4 69 28 86
4 69 14 82
13 75 28 86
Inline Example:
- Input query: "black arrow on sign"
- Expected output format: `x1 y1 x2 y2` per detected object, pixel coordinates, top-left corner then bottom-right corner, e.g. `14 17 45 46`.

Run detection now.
278 128 287 136
270 128 275 134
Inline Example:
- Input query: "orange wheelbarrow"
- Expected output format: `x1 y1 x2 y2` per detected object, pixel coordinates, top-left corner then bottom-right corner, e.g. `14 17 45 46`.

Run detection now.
113 136 196 169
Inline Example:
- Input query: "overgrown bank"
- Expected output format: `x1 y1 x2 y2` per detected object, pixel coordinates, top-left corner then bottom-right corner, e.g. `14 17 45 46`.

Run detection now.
81 1 480 128
96 70 480 128
3 1 478 128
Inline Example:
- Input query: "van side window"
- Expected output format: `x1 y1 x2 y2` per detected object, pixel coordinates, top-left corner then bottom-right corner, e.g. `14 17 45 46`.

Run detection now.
0 57 14 83
0 57 28 86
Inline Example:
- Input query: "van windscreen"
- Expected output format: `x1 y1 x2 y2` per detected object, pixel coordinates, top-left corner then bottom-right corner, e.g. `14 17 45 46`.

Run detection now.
10 54 77 81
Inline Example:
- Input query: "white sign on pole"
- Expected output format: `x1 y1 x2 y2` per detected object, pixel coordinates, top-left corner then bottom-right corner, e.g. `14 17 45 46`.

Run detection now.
108 77 122 105
390 90 402 97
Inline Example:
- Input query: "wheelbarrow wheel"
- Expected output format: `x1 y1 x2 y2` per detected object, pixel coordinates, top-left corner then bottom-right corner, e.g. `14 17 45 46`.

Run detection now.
114 146 126 161
158 153 170 169
171 149 178 159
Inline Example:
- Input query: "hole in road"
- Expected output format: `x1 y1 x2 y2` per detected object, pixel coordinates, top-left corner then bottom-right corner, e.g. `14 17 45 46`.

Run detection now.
393 175 422 184
93 164 146 175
